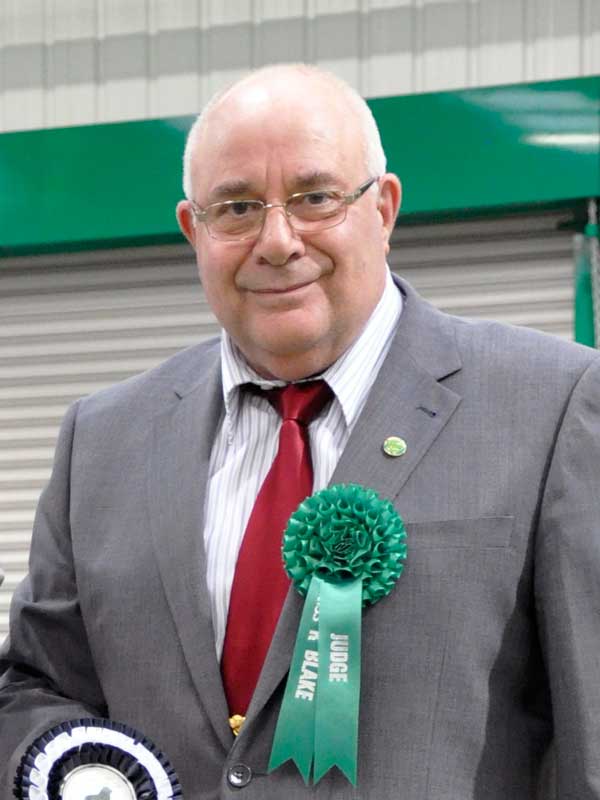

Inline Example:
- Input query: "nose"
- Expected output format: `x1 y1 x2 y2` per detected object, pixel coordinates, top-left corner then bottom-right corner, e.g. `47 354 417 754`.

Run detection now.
252 205 305 266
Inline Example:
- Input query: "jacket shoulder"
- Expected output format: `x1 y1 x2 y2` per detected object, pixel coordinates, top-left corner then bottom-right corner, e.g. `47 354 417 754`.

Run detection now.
449 312 599 381
77 336 221 419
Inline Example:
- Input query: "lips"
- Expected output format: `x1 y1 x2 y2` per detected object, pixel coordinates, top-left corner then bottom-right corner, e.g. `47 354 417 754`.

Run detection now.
249 279 314 294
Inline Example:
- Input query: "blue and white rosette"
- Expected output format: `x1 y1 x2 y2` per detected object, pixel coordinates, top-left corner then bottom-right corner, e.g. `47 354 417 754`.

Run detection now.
14 718 182 800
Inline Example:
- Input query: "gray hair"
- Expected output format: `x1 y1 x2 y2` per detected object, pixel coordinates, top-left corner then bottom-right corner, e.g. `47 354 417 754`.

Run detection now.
182 63 387 200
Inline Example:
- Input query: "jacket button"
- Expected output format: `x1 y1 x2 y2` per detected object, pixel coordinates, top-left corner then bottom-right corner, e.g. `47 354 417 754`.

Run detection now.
228 763 252 788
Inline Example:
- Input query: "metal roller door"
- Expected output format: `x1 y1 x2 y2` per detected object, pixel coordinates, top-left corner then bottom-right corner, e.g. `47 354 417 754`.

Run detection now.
0 208 576 640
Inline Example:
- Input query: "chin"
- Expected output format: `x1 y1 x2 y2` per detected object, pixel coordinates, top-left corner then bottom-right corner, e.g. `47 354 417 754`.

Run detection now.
252 313 325 349
271 325 325 353
240 330 330 379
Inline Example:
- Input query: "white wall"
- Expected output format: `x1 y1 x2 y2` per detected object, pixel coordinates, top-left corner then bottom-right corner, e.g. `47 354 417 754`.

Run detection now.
1 0 598 132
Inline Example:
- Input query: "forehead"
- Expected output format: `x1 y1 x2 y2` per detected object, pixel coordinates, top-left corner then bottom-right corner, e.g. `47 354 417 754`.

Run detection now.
191 77 364 199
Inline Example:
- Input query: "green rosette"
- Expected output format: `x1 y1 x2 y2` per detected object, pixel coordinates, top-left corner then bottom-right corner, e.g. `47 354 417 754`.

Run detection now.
268 483 407 786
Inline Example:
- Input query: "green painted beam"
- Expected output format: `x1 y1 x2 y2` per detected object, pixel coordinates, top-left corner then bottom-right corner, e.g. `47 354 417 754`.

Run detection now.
372 75 599 216
0 117 190 255
1 76 598 256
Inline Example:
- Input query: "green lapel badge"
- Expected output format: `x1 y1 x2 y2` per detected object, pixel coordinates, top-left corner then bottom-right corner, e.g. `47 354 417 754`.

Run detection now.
268 483 407 786
382 436 407 457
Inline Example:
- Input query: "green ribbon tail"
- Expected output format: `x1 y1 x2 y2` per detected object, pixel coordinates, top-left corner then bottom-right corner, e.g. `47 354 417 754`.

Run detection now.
313 577 362 785
268 576 322 783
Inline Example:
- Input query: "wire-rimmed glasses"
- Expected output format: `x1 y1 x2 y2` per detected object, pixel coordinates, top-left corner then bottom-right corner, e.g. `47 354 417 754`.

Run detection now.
190 177 379 242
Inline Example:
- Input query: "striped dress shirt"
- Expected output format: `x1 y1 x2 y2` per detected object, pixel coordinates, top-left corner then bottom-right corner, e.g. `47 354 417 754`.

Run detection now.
203 269 403 657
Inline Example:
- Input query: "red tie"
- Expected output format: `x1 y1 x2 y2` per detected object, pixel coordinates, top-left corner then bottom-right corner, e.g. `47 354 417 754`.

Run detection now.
221 380 332 717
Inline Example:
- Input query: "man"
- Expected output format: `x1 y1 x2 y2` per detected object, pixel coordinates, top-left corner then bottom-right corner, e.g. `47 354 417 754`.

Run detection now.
1 63 600 799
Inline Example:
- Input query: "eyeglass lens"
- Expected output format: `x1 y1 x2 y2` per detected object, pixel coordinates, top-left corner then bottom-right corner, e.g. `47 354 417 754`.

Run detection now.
206 191 346 239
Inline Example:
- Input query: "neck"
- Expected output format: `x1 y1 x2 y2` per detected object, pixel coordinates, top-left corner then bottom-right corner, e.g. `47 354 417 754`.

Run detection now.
245 349 335 382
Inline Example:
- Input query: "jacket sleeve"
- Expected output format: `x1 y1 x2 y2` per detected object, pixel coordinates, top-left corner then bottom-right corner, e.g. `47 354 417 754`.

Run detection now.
0 401 107 795
535 355 600 799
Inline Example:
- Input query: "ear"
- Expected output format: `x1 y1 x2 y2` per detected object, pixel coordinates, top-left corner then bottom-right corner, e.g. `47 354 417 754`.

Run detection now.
377 173 402 255
176 200 197 248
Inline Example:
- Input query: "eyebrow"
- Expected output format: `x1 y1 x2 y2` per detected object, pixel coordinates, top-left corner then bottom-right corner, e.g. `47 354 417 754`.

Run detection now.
207 170 343 203
208 179 256 203
291 171 341 191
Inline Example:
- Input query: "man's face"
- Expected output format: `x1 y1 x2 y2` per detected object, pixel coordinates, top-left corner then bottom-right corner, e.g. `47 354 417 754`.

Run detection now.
177 75 401 380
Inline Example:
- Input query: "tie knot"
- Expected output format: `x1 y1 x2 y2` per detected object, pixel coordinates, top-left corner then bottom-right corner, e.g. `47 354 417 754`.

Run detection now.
271 380 332 425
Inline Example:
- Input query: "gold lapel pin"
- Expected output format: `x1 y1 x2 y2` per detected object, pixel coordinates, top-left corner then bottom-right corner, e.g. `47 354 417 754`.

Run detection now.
383 436 407 458
229 714 246 736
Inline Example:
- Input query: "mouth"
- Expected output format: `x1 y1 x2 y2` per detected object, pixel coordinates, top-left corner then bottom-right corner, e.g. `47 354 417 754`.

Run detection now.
249 279 315 295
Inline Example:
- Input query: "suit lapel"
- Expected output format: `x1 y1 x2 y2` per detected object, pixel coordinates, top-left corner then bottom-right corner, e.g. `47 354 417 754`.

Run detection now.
246 280 463 723
147 345 232 751
330 285 463 499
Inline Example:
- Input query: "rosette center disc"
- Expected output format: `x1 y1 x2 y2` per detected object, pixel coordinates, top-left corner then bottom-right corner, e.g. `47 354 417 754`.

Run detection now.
60 765 137 800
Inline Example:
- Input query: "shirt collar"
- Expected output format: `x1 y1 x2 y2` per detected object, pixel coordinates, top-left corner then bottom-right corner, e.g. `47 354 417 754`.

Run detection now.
320 268 402 429
220 267 402 434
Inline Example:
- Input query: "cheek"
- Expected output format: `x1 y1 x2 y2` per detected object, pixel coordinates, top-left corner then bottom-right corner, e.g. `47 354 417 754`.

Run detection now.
315 219 376 269
196 243 245 296
194 264 235 330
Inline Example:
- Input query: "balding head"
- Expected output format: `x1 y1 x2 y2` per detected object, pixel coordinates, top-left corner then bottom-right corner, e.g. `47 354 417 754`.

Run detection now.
176 61 401 381
182 64 386 201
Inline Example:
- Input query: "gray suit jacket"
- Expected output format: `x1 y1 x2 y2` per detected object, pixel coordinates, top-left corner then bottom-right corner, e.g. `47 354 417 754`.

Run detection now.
2 279 600 799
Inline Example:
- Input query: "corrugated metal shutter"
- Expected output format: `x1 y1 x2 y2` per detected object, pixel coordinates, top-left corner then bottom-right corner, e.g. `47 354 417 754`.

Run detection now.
391 210 574 339
0 209 575 640
0 246 213 640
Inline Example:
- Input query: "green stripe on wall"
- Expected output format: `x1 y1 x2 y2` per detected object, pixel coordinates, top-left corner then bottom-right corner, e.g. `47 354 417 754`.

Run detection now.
1 75 598 256
575 268 595 348
574 220 599 348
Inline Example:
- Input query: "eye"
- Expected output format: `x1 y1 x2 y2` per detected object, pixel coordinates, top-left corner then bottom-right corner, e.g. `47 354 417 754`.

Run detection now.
228 201 253 217
290 190 340 219
304 191 331 205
